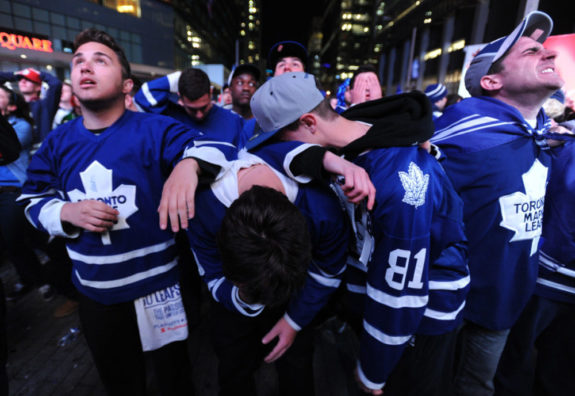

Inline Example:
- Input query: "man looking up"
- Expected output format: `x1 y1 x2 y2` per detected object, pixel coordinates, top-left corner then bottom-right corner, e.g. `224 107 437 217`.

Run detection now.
229 64 260 120
18 28 198 395
431 11 569 395
268 40 307 76
135 67 244 145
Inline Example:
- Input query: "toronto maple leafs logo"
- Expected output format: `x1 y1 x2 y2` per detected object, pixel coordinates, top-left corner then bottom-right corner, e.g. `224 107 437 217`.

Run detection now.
499 159 548 256
398 162 429 208
68 161 138 245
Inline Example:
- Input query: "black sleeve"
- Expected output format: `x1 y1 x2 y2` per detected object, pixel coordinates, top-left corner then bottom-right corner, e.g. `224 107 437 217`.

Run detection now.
194 158 221 185
0 115 22 165
289 145 332 183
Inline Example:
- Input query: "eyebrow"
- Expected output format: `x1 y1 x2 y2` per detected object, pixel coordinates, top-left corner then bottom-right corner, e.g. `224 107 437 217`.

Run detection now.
72 51 113 60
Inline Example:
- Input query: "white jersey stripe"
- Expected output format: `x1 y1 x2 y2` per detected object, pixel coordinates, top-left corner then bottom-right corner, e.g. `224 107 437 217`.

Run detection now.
67 239 176 265
363 319 412 346
366 283 428 308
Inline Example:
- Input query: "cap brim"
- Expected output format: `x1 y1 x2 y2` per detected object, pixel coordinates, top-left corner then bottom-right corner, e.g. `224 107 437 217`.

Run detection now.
245 123 280 150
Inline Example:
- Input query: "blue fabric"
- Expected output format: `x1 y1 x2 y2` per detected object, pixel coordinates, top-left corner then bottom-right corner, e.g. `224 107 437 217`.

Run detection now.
19 111 200 304
432 96 559 330
0 116 33 187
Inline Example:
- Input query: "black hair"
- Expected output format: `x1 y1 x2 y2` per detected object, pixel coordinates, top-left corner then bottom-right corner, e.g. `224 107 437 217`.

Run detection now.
73 28 131 79
217 186 311 307
178 68 211 101
350 64 378 89
0 86 33 126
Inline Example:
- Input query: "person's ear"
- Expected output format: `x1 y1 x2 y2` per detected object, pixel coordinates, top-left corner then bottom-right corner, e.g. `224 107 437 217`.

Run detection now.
299 113 317 133
480 74 502 93
122 78 134 95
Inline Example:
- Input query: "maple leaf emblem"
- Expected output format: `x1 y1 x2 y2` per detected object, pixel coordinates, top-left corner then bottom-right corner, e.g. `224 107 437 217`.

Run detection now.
498 159 548 256
398 162 429 208
68 161 138 245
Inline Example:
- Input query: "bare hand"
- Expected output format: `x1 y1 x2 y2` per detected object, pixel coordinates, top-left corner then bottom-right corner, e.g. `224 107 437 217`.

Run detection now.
262 317 297 363
158 158 200 232
354 368 384 395
323 151 376 210
60 200 118 232
351 73 382 104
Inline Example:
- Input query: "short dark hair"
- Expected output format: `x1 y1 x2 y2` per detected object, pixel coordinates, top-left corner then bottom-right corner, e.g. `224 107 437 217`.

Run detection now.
73 28 131 79
178 68 211 101
280 98 338 134
351 64 378 89
217 186 311 307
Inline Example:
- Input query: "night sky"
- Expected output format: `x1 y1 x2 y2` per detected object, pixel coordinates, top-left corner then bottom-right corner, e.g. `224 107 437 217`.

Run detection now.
260 0 324 55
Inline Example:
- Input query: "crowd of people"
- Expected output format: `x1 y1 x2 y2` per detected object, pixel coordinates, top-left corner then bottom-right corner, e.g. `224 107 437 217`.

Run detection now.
0 8 574 396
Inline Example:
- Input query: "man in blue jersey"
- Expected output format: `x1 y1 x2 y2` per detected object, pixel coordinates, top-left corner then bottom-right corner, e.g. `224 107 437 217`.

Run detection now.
430 11 568 395
18 28 198 395
135 67 244 145
246 72 469 395
188 155 349 396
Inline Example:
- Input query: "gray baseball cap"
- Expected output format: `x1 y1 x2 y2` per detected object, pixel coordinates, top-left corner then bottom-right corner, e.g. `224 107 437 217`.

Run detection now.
247 72 324 149
464 11 553 97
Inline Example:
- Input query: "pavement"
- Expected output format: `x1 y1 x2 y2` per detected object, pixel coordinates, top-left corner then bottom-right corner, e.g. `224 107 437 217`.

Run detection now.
0 258 363 396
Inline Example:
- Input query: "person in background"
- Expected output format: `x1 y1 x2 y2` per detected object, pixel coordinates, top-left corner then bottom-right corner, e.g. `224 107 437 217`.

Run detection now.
424 83 448 120
52 80 74 129
268 40 307 76
0 86 54 302
229 64 260 120
349 64 382 106
0 67 62 143
445 93 463 109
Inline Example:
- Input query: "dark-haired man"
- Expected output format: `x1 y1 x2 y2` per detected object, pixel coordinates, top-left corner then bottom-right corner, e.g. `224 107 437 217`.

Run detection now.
135 67 244 144
350 64 382 106
18 28 199 395
431 11 570 395
187 155 349 396
229 64 260 120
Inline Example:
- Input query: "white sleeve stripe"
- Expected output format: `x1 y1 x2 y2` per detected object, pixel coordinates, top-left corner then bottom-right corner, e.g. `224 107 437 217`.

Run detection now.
366 283 428 308
74 259 178 289
167 71 182 93
363 319 412 345
283 313 301 331
38 199 78 237
539 253 575 278
141 83 157 107
308 270 341 288
192 140 236 148
356 361 385 390
346 283 366 294
423 301 466 320
283 143 317 184
231 286 264 317
191 249 205 276
536 278 575 295
67 239 176 264
17 189 59 202
429 275 470 290
208 277 226 302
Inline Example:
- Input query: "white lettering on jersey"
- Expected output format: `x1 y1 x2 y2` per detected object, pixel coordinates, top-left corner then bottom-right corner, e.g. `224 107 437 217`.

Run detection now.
68 161 138 245
498 159 548 256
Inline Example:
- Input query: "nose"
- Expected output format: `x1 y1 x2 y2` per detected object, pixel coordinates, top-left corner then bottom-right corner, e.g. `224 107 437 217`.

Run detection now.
543 47 557 59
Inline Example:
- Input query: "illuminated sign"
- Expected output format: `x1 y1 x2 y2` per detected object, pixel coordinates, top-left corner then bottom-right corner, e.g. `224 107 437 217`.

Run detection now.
0 31 53 52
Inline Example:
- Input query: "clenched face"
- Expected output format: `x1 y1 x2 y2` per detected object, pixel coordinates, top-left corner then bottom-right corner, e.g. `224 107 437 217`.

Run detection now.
496 37 563 97
179 93 213 122
71 41 131 110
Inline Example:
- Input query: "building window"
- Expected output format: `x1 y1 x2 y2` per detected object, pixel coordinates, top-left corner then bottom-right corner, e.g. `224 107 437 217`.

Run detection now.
89 0 141 18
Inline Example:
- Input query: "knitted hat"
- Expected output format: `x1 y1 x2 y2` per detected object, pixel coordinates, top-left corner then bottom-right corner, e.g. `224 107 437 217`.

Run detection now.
424 83 447 102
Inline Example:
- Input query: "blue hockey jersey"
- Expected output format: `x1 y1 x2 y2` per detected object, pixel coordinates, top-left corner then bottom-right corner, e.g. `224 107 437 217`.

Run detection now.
536 141 575 304
186 153 349 330
432 96 554 330
134 72 245 146
18 111 201 304
252 140 469 389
